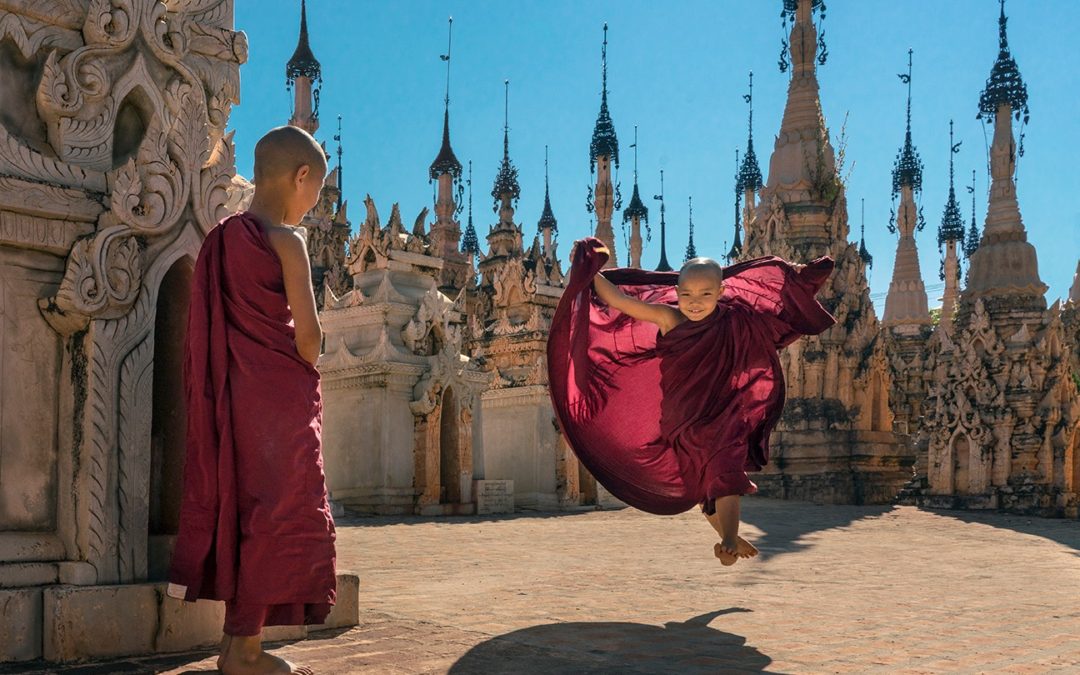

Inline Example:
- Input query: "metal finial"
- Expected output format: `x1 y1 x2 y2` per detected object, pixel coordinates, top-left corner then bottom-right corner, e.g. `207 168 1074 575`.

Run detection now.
601 22 608 100
903 49 913 137
632 125 638 179
334 114 343 211
746 71 754 139
684 195 696 262
892 49 923 196
442 17 453 109
653 169 671 271
503 79 510 159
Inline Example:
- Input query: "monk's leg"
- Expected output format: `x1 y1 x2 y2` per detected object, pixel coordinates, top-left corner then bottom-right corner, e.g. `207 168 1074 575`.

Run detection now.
220 602 313 675
705 496 758 564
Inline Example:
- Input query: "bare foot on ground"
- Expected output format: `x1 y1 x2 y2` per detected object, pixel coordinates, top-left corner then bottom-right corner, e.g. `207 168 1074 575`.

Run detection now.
219 643 313 675
714 540 739 566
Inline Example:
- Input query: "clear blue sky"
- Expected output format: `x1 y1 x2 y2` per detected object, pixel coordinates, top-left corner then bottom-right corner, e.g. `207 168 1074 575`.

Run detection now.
231 1 1080 306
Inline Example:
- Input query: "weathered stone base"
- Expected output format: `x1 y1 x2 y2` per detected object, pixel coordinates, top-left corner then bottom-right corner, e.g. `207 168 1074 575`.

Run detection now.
755 430 916 505
331 486 418 516
914 487 1079 519
0 573 359 663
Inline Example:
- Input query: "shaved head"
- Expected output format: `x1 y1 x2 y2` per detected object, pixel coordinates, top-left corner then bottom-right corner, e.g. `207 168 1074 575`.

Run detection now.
253 125 327 184
678 257 724 287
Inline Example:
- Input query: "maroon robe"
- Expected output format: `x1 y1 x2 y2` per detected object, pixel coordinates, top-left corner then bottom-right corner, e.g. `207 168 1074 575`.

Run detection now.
168 212 336 625
547 237 835 515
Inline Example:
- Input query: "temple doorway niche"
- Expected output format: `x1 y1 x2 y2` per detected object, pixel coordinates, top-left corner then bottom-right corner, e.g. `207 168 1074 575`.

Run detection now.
148 258 192 578
952 434 971 495
439 387 460 504
112 88 152 169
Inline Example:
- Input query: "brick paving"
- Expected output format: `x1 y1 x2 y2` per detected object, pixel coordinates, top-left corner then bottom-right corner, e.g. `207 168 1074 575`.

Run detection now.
6 498 1080 674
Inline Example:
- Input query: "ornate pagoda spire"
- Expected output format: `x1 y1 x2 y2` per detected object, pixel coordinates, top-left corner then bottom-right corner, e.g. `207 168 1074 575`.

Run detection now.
461 160 479 256
727 149 742 264
858 198 872 269
963 169 980 259
891 50 923 201
683 195 697 263
653 169 672 271
586 23 621 268
286 0 321 134
429 17 465 263
964 0 1045 309
938 121 966 325
538 146 558 257
623 126 649 268
491 79 520 213
737 72 764 211
882 48 930 331
761 0 840 251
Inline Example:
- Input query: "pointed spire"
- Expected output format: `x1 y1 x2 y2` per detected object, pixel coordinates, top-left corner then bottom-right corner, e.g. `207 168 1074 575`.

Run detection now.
622 126 648 224
892 49 923 197
286 0 321 83
491 79 520 207
964 168 980 258
333 114 344 212
978 0 1029 124
683 195 697 263
938 120 966 250
286 0 321 133
858 198 872 269
430 17 462 181
538 146 558 233
653 169 672 272
589 23 619 172
736 72 764 195
461 160 479 254
728 149 743 263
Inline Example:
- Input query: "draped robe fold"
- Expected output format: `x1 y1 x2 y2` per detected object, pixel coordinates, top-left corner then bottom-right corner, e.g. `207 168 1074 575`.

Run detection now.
547 237 836 515
168 213 336 625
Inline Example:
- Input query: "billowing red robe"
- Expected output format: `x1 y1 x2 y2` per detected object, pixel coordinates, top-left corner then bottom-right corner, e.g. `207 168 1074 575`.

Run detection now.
168 212 336 625
547 237 835 515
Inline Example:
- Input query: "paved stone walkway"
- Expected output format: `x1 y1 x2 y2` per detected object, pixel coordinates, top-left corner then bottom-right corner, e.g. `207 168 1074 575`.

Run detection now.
7 498 1080 674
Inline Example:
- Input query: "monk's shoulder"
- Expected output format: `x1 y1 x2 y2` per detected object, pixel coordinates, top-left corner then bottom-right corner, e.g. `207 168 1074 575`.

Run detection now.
265 225 308 261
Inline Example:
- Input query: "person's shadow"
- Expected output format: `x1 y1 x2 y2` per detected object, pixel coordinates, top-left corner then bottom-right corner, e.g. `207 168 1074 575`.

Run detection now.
448 608 771 674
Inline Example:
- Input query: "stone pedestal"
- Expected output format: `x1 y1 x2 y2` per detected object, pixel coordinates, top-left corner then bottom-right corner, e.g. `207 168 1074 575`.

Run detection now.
474 480 515 515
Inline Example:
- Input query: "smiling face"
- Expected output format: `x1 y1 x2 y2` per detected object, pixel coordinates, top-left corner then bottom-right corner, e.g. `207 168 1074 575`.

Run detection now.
676 270 723 321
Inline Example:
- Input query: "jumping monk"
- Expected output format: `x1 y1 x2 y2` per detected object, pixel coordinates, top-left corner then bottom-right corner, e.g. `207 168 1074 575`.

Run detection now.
168 125 336 675
547 238 835 565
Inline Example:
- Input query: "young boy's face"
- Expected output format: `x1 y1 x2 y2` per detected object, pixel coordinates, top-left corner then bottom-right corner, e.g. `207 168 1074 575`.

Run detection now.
283 163 327 225
676 271 723 321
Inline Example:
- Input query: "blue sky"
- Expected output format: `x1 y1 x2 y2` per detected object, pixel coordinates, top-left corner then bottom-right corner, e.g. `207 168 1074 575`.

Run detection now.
231 1 1079 306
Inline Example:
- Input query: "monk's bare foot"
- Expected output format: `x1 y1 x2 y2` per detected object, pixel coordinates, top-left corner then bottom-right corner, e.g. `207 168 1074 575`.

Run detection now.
220 644 313 675
736 536 759 559
217 635 233 672
714 541 738 566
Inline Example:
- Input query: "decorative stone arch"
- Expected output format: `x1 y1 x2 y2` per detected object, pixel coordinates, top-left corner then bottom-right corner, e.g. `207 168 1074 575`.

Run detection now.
950 431 972 495
410 354 479 513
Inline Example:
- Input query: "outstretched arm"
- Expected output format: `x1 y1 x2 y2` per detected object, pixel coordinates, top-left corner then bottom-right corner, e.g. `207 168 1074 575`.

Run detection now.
268 228 323 366
592 273 680 333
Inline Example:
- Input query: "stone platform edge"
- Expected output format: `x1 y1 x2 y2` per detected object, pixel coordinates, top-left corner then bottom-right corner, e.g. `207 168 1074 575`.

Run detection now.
0 571 359 663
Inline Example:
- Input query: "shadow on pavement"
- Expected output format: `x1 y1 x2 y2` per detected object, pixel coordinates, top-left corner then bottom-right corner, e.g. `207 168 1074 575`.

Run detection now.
739 497 893 559
919 506 1080 554
447 609 771 674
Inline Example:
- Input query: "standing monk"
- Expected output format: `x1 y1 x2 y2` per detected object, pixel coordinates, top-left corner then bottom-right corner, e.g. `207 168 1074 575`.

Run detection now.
168 125 336 675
